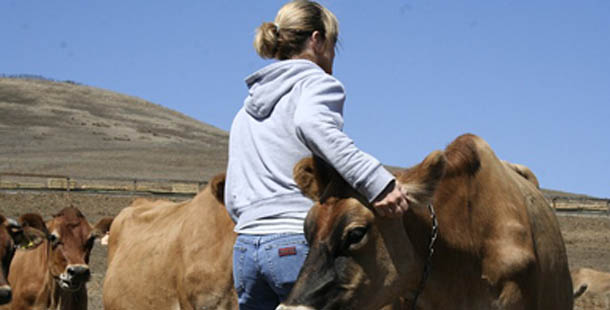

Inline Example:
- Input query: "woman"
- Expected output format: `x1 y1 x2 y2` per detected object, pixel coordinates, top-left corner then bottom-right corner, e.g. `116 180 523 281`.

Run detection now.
225 1 409 309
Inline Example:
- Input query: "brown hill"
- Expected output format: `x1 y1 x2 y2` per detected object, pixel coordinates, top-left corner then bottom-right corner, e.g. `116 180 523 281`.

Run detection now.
0 77 228 182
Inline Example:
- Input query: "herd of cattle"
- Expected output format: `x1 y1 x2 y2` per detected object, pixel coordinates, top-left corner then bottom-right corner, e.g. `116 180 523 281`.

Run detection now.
0 134 608 310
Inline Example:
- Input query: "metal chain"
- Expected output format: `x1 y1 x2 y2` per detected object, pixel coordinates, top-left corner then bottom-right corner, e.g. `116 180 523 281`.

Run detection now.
410 203 438 310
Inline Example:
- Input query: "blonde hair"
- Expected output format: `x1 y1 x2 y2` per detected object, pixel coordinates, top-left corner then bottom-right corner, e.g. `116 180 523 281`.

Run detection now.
254 0 339 60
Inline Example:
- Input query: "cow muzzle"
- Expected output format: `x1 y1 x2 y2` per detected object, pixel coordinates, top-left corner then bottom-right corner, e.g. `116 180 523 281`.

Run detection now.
57 264 90 291
276 305 315 310
0 285 11 305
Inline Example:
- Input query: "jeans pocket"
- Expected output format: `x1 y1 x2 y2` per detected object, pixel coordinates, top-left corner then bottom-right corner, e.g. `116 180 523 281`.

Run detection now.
265 236 309 290
233 245 247 294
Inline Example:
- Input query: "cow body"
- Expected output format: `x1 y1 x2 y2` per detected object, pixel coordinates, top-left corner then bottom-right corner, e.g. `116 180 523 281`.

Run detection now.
3 208 112 310
280 134 573 310
103 174 237 310
0 214 47 305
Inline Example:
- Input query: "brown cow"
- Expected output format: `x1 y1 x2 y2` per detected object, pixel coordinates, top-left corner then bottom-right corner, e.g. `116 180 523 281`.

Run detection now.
4 208 112 310
103 173 237 310
572 268 610 298
0 214 47 305
278 134 573 310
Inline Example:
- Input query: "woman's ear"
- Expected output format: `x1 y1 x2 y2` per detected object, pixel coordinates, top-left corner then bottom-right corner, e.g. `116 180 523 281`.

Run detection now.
310 30 325 52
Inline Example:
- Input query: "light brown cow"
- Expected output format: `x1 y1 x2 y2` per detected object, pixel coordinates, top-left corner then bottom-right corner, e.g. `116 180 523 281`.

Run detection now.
103 173 237 310
0 214 47 305
572 268 610 298
3 208 112 310
278 134 573 310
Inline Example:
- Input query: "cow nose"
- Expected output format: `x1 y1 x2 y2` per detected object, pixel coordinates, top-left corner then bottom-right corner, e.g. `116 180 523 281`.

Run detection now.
67 265 90 280
275 305 315 310
0 285 12 305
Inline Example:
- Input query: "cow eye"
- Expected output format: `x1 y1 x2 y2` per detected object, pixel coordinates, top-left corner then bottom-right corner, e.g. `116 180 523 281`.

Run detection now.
346 226 368 248
48 233 60 247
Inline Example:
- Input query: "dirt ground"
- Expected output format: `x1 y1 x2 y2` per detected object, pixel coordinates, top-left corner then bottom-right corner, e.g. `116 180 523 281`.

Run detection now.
0 190 608 310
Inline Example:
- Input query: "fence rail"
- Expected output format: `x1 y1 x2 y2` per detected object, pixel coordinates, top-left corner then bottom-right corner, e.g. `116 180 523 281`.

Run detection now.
0 172 207 195
1 173 608 214
545 196 610 214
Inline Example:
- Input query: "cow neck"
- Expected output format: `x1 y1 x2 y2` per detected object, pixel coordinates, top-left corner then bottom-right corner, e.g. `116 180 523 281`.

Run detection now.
51 283 88 310
5 241 16 278
409 203 438 310
42 240 57 309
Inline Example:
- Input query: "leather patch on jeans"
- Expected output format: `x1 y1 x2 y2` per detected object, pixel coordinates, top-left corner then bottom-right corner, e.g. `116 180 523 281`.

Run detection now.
278 246 297 257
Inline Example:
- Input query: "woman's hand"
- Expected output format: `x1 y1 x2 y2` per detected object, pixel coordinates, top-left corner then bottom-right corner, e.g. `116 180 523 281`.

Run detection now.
373 181 409 218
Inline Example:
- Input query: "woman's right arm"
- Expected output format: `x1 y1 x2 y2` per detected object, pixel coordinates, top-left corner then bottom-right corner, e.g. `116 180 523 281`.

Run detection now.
293 73 394 205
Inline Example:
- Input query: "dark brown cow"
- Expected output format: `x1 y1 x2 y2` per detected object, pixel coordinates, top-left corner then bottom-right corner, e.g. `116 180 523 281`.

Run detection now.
4 207 112 310
103 173 237 310
278 134 573 310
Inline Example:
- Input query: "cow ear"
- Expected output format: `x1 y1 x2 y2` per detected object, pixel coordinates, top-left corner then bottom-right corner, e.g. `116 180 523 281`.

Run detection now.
19 213 49 235
91 217 114 239
293 157 320 201
210 173 226 204
13 213 48 250
396 150 446 208
502 160 540 188
293 156 341 202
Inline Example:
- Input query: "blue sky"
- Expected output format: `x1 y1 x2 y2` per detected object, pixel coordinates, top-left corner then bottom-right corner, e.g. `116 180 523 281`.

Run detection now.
2 1 609 198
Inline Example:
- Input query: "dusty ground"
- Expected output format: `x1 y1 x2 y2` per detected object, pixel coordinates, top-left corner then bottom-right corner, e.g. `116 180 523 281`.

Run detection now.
0 190 608 310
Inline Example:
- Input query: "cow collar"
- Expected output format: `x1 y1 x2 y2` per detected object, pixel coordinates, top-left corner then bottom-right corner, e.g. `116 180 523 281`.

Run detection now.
410 203 438 309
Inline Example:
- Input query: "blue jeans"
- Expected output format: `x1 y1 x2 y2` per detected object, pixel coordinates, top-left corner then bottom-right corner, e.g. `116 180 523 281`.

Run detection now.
233 234 309 310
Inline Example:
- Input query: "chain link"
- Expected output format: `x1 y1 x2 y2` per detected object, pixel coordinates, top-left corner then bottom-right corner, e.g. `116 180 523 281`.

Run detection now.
410 203 438 310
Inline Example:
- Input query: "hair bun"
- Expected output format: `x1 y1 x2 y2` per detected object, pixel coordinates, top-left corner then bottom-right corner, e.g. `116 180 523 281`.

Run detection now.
254 22 279 59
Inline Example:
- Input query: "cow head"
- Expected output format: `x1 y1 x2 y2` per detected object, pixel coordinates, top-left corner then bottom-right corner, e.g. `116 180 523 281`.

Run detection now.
45 207 113 291
278 152 446 310
0 214 47 304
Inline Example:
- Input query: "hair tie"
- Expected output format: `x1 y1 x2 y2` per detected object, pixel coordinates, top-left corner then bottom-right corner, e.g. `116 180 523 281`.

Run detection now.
274 23 281 33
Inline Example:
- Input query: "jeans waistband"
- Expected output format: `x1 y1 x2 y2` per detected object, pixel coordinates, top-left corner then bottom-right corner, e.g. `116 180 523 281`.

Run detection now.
236 233 305 246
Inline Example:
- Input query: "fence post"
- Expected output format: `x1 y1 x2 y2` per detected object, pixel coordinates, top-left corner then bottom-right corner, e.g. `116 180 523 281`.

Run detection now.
607 200 610 216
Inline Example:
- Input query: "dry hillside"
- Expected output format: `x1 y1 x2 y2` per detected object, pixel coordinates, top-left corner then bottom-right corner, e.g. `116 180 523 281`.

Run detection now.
0 77 228 182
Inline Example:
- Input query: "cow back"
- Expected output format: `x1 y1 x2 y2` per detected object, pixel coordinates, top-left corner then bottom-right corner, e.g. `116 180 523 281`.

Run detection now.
103 175 237 310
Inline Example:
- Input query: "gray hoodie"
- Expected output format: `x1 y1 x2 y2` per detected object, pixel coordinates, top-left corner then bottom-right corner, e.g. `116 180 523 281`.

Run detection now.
225 59 394 233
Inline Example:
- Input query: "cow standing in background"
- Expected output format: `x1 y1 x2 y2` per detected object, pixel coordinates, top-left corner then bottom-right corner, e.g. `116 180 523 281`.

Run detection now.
0 214 47 305
278 134 573 310
103 174 237 310
2 207 112 310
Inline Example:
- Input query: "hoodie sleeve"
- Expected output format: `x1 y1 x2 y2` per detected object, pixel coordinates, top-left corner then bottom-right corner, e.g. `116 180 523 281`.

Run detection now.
293 73 394 202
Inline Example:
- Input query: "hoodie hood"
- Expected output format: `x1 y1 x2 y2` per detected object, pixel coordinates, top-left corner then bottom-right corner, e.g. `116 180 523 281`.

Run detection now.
244 59 323 119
